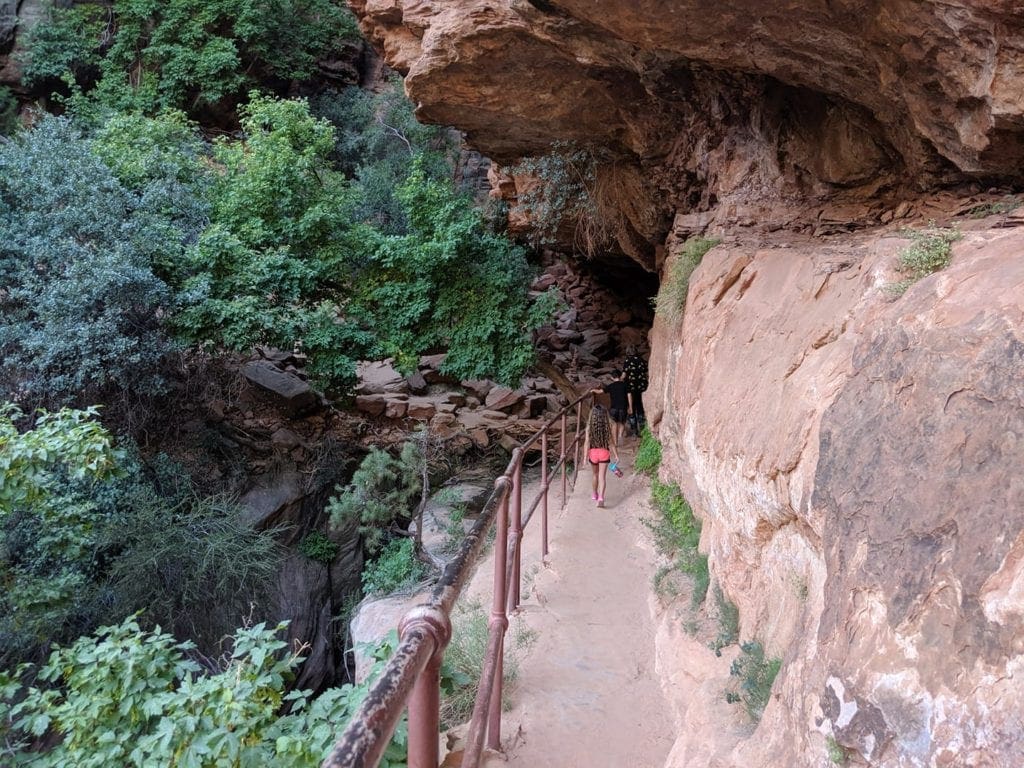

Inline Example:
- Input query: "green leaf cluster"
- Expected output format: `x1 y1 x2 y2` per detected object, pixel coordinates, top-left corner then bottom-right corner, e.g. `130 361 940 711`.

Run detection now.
0 405 280 668
646 479 709 607
22 0 358 114
360 537 426 597
0 619 408 767
653 236 719 323
328 444 421 553
726 640 782 722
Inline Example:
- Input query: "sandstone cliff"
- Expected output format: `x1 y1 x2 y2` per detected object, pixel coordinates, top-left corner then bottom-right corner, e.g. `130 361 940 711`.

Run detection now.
351 2 1024 766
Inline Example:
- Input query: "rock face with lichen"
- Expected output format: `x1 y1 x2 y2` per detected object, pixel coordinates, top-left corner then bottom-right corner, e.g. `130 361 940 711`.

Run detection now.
351 2 1024 765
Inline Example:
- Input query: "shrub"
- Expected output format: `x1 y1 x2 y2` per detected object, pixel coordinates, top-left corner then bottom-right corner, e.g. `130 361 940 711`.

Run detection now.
725 640 781 722
328 444 422 553
888 223 961 296
0 117 174 407
654 236 719 323
710 585 740 654
645 480 709 607
299 531 340 564
0 619 408 767
633 426 662 476
24 0 359 114
361 537 426 597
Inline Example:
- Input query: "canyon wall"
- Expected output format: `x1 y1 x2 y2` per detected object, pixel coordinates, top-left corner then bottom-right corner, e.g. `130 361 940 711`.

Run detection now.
350 2 1024 765
650 221 1024 766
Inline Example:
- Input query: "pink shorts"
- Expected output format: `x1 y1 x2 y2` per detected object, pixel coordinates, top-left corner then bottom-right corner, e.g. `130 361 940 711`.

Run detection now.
588 448 611 464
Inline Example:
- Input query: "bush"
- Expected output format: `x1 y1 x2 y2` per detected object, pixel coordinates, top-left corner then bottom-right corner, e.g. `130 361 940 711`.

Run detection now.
299 531 340 564
725 640 781 722
0 619 408 767
633 426 662 476
328 444 422 554
0 406 281 667
654 236 719 323
361 537 426 597
888 223 962 296
645 480 709 607
0 117 174 407
506 140 610 254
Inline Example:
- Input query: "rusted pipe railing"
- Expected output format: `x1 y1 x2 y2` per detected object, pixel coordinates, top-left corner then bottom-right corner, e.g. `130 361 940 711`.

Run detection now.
324 392 592 768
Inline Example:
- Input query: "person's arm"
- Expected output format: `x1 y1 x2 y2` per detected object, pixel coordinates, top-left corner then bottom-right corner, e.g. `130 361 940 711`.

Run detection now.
611 441 620 464
627 391 634 414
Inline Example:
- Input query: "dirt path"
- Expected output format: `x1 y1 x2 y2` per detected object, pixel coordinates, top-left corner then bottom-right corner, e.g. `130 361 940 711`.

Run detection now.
469 444 675 768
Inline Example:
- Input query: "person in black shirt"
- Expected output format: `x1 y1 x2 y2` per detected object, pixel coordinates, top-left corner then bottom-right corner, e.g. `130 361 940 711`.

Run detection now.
592 369 629 446
623 346 648 437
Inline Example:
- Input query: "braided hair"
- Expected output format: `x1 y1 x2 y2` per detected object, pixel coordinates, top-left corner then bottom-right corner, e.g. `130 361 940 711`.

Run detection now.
588 404 611 450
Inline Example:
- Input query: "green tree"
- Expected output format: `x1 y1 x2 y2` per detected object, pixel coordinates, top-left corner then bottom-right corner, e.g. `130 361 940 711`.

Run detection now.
328 444 421 554
22 0 359 114
355 161 560 382
173 93 372 392
0 117 175 407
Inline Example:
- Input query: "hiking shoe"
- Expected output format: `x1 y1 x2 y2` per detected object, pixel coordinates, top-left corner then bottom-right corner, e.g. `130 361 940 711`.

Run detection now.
596 496 605 508
591 492 599 501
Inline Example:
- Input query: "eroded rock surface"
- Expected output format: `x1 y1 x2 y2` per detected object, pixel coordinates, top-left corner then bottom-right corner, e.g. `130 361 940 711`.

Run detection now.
650 221 1024 767
352 0 1024 260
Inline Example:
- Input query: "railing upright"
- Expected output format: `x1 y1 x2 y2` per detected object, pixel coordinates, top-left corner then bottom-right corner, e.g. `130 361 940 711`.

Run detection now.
541 430 549 559
509 453 523 612
559 412 567 511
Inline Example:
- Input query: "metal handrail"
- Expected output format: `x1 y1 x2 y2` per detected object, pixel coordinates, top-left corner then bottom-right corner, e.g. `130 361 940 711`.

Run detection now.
323 391 592 768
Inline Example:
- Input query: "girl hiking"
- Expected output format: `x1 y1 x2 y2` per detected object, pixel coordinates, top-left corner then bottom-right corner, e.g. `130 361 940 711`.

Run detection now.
584 403 619 508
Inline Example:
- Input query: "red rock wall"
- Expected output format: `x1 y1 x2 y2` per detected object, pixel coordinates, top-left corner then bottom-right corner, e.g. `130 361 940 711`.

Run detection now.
649 221 1024 766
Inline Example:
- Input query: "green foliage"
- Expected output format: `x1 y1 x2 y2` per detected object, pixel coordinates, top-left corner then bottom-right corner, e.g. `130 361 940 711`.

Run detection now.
328 444 421 554
0 408 280 668
654 236 719 323
361 537 426 597
710 585 740 655
0 618 409 767
442 503 468 554
356 159 559 383
0 87 18 135
0 404 121 515
312 78 455 234
0 117 175 406
966 197 1020 218
507 140 609 254
23 0 358 114
827 736 848 765
646 480 709 607
888 223 962 296
725 640 781 722
173 94 371 391
633 426 662 476
18 2 105 88
298 531 339 564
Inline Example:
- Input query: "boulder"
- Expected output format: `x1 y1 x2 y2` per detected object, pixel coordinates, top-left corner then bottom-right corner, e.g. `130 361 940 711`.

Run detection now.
461 379 493 401
384 397 408 419
355 394 387 416
484 385 525 412
239 469 305 528
355 360 409 395
243 360 319 417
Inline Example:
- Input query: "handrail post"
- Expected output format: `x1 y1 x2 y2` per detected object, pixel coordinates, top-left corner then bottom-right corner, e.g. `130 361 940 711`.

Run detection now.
560 412 567 509
541 430 549 559
487 484 511 753
402 608 452 768
509 449 523 612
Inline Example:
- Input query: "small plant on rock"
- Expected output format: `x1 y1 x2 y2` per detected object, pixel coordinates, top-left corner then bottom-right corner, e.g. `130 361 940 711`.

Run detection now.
725 640 781 722
361 537 426 597
633 426 662 476
298 531 339 564
827 735 849 765
887 223 961 296
710 585 740 655
654 236 720 323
